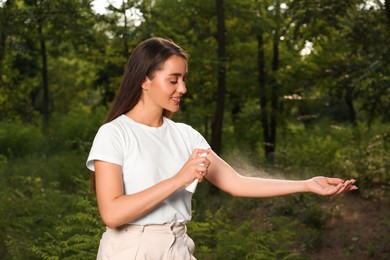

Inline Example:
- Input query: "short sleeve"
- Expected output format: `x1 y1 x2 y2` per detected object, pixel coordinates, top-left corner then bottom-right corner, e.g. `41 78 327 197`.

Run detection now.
176 122 210 151
86 123 124 171
191 128 210 150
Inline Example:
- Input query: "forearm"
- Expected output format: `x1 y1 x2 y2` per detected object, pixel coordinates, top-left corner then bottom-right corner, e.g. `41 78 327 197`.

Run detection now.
98 176 182 228
224 175 309 198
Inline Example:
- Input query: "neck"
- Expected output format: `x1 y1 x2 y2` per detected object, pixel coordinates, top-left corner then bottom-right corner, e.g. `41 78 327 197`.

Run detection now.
125 103 164 127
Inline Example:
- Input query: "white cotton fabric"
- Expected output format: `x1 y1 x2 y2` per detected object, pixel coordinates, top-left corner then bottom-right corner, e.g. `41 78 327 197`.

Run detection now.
86 115 210 225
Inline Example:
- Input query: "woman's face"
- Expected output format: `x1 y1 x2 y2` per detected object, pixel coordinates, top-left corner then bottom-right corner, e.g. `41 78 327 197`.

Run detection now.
142 55 188 113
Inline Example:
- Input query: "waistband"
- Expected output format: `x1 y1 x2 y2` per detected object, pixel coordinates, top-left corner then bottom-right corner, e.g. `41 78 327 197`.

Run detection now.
115 222 187 236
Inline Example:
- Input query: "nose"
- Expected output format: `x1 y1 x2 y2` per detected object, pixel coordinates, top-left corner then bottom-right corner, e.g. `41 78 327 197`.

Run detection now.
177 81 187 94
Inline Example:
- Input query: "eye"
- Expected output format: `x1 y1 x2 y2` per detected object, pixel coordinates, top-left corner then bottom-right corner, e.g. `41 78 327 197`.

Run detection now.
170 77 179 84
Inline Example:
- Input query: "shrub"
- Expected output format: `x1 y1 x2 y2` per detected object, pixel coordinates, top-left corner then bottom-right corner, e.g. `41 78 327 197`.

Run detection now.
189 192 323 259
47 105 107 153
0 171 102 260
31 193 104 260
336 126 390 197
0 121 44 158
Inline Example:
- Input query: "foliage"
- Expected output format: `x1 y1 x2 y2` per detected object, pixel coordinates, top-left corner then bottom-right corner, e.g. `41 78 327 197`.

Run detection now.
0 106 107 259
0 0 103 125
0 120 44 157
271 120 390 194
31 193 104 260
0 152 103 260
189 190 324 259
335 124 390 197
47 105 107 154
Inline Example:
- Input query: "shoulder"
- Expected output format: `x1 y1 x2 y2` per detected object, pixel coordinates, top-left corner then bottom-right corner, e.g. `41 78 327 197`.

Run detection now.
165 117 210 149
95 116 132 140
97 117 121 134
165 117 196 132
165 118 207 142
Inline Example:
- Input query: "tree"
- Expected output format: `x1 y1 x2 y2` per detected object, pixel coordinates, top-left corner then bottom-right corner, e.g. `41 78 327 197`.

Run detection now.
285 0 390 126
385 0 390 26
92 0 144 106
138 0 218 140
254 0 283 160
0 0 100 126
210 0 227 154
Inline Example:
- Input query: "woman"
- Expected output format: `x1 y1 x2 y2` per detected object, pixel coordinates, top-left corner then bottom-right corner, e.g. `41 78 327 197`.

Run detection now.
86 37 357 259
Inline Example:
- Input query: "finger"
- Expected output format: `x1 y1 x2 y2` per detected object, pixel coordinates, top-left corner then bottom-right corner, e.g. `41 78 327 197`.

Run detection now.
198 151 209 159
329 183 346 195
196 163 206 173
325 180 350 195
349 185 358 190
335 184 347 194
203 158 211 167
196 171 205 182
335 180 354 194
326 177 345 185
195 156 208 167
191 149 202 159
197 148 211 157
343 181 357 192
198 164 209 175
344 180 355 188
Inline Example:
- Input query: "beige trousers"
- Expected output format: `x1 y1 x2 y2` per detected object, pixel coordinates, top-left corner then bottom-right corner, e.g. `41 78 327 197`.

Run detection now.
97 222 196 260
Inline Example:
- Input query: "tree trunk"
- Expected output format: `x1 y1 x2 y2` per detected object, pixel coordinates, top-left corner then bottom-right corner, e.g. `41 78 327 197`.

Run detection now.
38 21 50 131
211 0 226 155
269 24 279 158
0 0 12 67
345 84 357 126
122 0 129 57
257 31 272 156
0 30 6 68
385 0 390 27
258 0 281 162
256 0 281 162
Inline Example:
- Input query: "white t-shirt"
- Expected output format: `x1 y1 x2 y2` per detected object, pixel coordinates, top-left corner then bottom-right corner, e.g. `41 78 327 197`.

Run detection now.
86 114 210 225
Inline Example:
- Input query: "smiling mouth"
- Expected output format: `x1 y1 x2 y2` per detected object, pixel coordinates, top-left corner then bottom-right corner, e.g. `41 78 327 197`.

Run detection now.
172 97 181 104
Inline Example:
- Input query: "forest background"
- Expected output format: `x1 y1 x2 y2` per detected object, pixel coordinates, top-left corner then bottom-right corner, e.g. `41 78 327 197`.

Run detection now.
0 0 389 259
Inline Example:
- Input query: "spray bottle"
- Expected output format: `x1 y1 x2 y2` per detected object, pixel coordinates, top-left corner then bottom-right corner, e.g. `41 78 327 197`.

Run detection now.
185 152 208 193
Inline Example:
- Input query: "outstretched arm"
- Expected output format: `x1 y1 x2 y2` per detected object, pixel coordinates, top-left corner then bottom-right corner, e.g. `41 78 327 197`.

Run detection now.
205 150 357 197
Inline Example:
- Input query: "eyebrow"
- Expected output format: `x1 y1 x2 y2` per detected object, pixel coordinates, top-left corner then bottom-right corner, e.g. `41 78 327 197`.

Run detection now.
168 73 186 77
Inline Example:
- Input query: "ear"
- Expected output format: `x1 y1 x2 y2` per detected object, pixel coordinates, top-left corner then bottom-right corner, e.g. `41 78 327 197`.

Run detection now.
141 77 151 90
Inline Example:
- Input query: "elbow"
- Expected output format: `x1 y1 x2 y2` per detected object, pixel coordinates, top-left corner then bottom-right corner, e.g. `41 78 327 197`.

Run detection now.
227 190 245 198
218 185 244 197
104 221 119 229
209 185 244 198
100 209 140 229
101 215 121 229
100 211 126 229
222 183 250 197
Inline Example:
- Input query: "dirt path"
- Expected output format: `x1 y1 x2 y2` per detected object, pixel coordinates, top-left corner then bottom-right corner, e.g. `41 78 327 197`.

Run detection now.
312 193 390 260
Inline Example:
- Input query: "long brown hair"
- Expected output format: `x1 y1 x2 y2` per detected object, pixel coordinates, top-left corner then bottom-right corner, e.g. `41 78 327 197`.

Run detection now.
90 37 189 191
105 37 189 123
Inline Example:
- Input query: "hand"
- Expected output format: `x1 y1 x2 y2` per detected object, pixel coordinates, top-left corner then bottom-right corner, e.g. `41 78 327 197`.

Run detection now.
175 149 211 188
305 177 358 196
